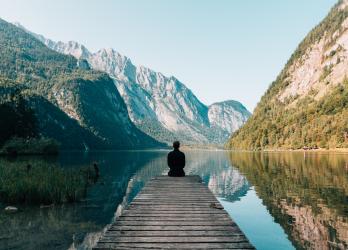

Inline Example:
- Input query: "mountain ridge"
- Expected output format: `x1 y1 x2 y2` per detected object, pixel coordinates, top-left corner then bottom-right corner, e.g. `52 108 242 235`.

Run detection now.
0 18 162 150
15 24 251 145
227 0 348 150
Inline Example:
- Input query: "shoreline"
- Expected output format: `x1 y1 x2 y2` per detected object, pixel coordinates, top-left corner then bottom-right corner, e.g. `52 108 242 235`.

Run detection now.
262 148 348 153
0 147 347 155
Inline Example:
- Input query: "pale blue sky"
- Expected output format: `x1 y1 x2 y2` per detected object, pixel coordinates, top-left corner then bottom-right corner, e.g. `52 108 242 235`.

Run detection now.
0 0 337 111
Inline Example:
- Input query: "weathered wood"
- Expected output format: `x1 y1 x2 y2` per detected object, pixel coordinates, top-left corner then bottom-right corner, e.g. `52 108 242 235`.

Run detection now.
122 213 229 217
123 206 225 214
94 242 255 249
93 175 254 249
135 194 216 197
104 230 243 237
112 220 235 226
130 202 223 205
108 225 241 231
99 235 248 243
122 209 228 214
117 217 232 221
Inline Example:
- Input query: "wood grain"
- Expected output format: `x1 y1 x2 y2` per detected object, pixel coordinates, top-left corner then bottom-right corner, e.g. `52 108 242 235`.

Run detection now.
93 175 254 249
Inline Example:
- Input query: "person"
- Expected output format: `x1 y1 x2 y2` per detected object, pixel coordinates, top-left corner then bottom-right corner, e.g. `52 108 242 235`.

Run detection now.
167 141 185 177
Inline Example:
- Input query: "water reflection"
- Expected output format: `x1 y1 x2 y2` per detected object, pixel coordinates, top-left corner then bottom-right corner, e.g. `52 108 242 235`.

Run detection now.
0 151 166 250
229 152 348 250
1 151 347 250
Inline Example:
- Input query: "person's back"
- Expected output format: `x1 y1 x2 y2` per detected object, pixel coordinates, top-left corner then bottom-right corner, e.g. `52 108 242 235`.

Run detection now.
167 141 185 177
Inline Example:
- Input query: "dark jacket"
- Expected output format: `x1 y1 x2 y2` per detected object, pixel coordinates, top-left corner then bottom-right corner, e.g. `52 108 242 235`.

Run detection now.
167 149 185 177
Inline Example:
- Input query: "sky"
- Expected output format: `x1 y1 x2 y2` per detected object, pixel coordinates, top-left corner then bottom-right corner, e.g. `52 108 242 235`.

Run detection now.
0 0 338 111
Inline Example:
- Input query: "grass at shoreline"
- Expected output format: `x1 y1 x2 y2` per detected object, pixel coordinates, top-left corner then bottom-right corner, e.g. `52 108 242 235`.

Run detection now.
0 160 97 205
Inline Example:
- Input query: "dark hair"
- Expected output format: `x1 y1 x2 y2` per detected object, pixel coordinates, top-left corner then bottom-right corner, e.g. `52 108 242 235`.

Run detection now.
173 141 180 149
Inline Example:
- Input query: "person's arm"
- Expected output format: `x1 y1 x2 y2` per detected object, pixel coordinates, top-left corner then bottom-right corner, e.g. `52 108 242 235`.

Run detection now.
182 153 185 168
167 153 171 168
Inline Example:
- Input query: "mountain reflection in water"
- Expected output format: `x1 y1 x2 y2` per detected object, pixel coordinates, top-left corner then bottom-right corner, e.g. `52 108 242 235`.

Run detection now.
0 151 347 250
229 152 348 250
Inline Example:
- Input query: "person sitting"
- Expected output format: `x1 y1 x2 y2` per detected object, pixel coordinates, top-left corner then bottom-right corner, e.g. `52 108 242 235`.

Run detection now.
167 141 185 177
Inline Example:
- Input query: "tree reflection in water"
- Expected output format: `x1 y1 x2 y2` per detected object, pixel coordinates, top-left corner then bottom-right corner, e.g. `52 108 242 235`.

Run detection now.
229 152 348 250
2 151 346 250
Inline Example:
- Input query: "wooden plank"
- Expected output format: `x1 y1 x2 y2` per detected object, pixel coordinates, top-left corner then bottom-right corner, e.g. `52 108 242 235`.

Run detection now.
99 235 249 243
108 225 240 231
137 194 215 197
122 212 229 217
113 220 235 226
104 230 243 237
134 197 217 200
123 209 226 213
93 175 254 250
133 199 218 203
135 194 216 198
124 208 225 213
130 201 222 204
94 242 255 249
117 217 232 221
126 204 222 208
141 188 209 190
127 207 223 210
138 192 212 195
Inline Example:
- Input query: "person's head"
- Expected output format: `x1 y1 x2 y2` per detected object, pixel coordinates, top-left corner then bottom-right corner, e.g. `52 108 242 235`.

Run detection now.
173 141 180 150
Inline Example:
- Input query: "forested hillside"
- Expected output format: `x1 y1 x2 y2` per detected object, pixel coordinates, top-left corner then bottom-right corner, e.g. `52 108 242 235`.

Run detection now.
227 1 348 150
0 19 161 150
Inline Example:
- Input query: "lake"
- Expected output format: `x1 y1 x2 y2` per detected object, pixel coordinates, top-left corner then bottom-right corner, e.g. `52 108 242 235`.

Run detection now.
0 150 347 250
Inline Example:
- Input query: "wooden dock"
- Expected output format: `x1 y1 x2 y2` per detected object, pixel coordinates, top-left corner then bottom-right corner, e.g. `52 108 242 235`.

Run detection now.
93 175 255 249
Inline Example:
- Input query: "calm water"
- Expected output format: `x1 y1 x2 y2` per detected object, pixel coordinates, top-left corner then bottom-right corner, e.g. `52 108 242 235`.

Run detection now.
0 150 347 250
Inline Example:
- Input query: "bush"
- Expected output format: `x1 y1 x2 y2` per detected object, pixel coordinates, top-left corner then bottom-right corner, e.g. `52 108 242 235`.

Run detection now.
0 137 59 155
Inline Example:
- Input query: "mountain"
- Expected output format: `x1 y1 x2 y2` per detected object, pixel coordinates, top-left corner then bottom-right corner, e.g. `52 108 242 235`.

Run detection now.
0 18 162 150
227 0 348 150
18 25 251 145
208 100 251 143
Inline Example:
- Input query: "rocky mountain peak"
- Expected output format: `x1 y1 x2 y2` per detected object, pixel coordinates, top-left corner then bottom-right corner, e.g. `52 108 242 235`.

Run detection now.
54 40 90 59
278 5 348 106
16 23 251 145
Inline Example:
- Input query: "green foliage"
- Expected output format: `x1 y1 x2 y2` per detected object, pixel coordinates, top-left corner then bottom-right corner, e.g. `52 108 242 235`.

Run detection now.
228 80 348 150
319 65 333 82
0 137 59 155
229 152 348 249
0 19 162 150
137 119 177 145
227 3 348 150
229 152 348 216
0 160 98 205
0 18 109 97
0 87 37 146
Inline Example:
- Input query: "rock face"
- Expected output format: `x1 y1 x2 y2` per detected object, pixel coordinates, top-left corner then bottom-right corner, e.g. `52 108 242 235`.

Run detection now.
208 101 250 142
227 0 348 150
19 26 251 145
0 19 161 149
